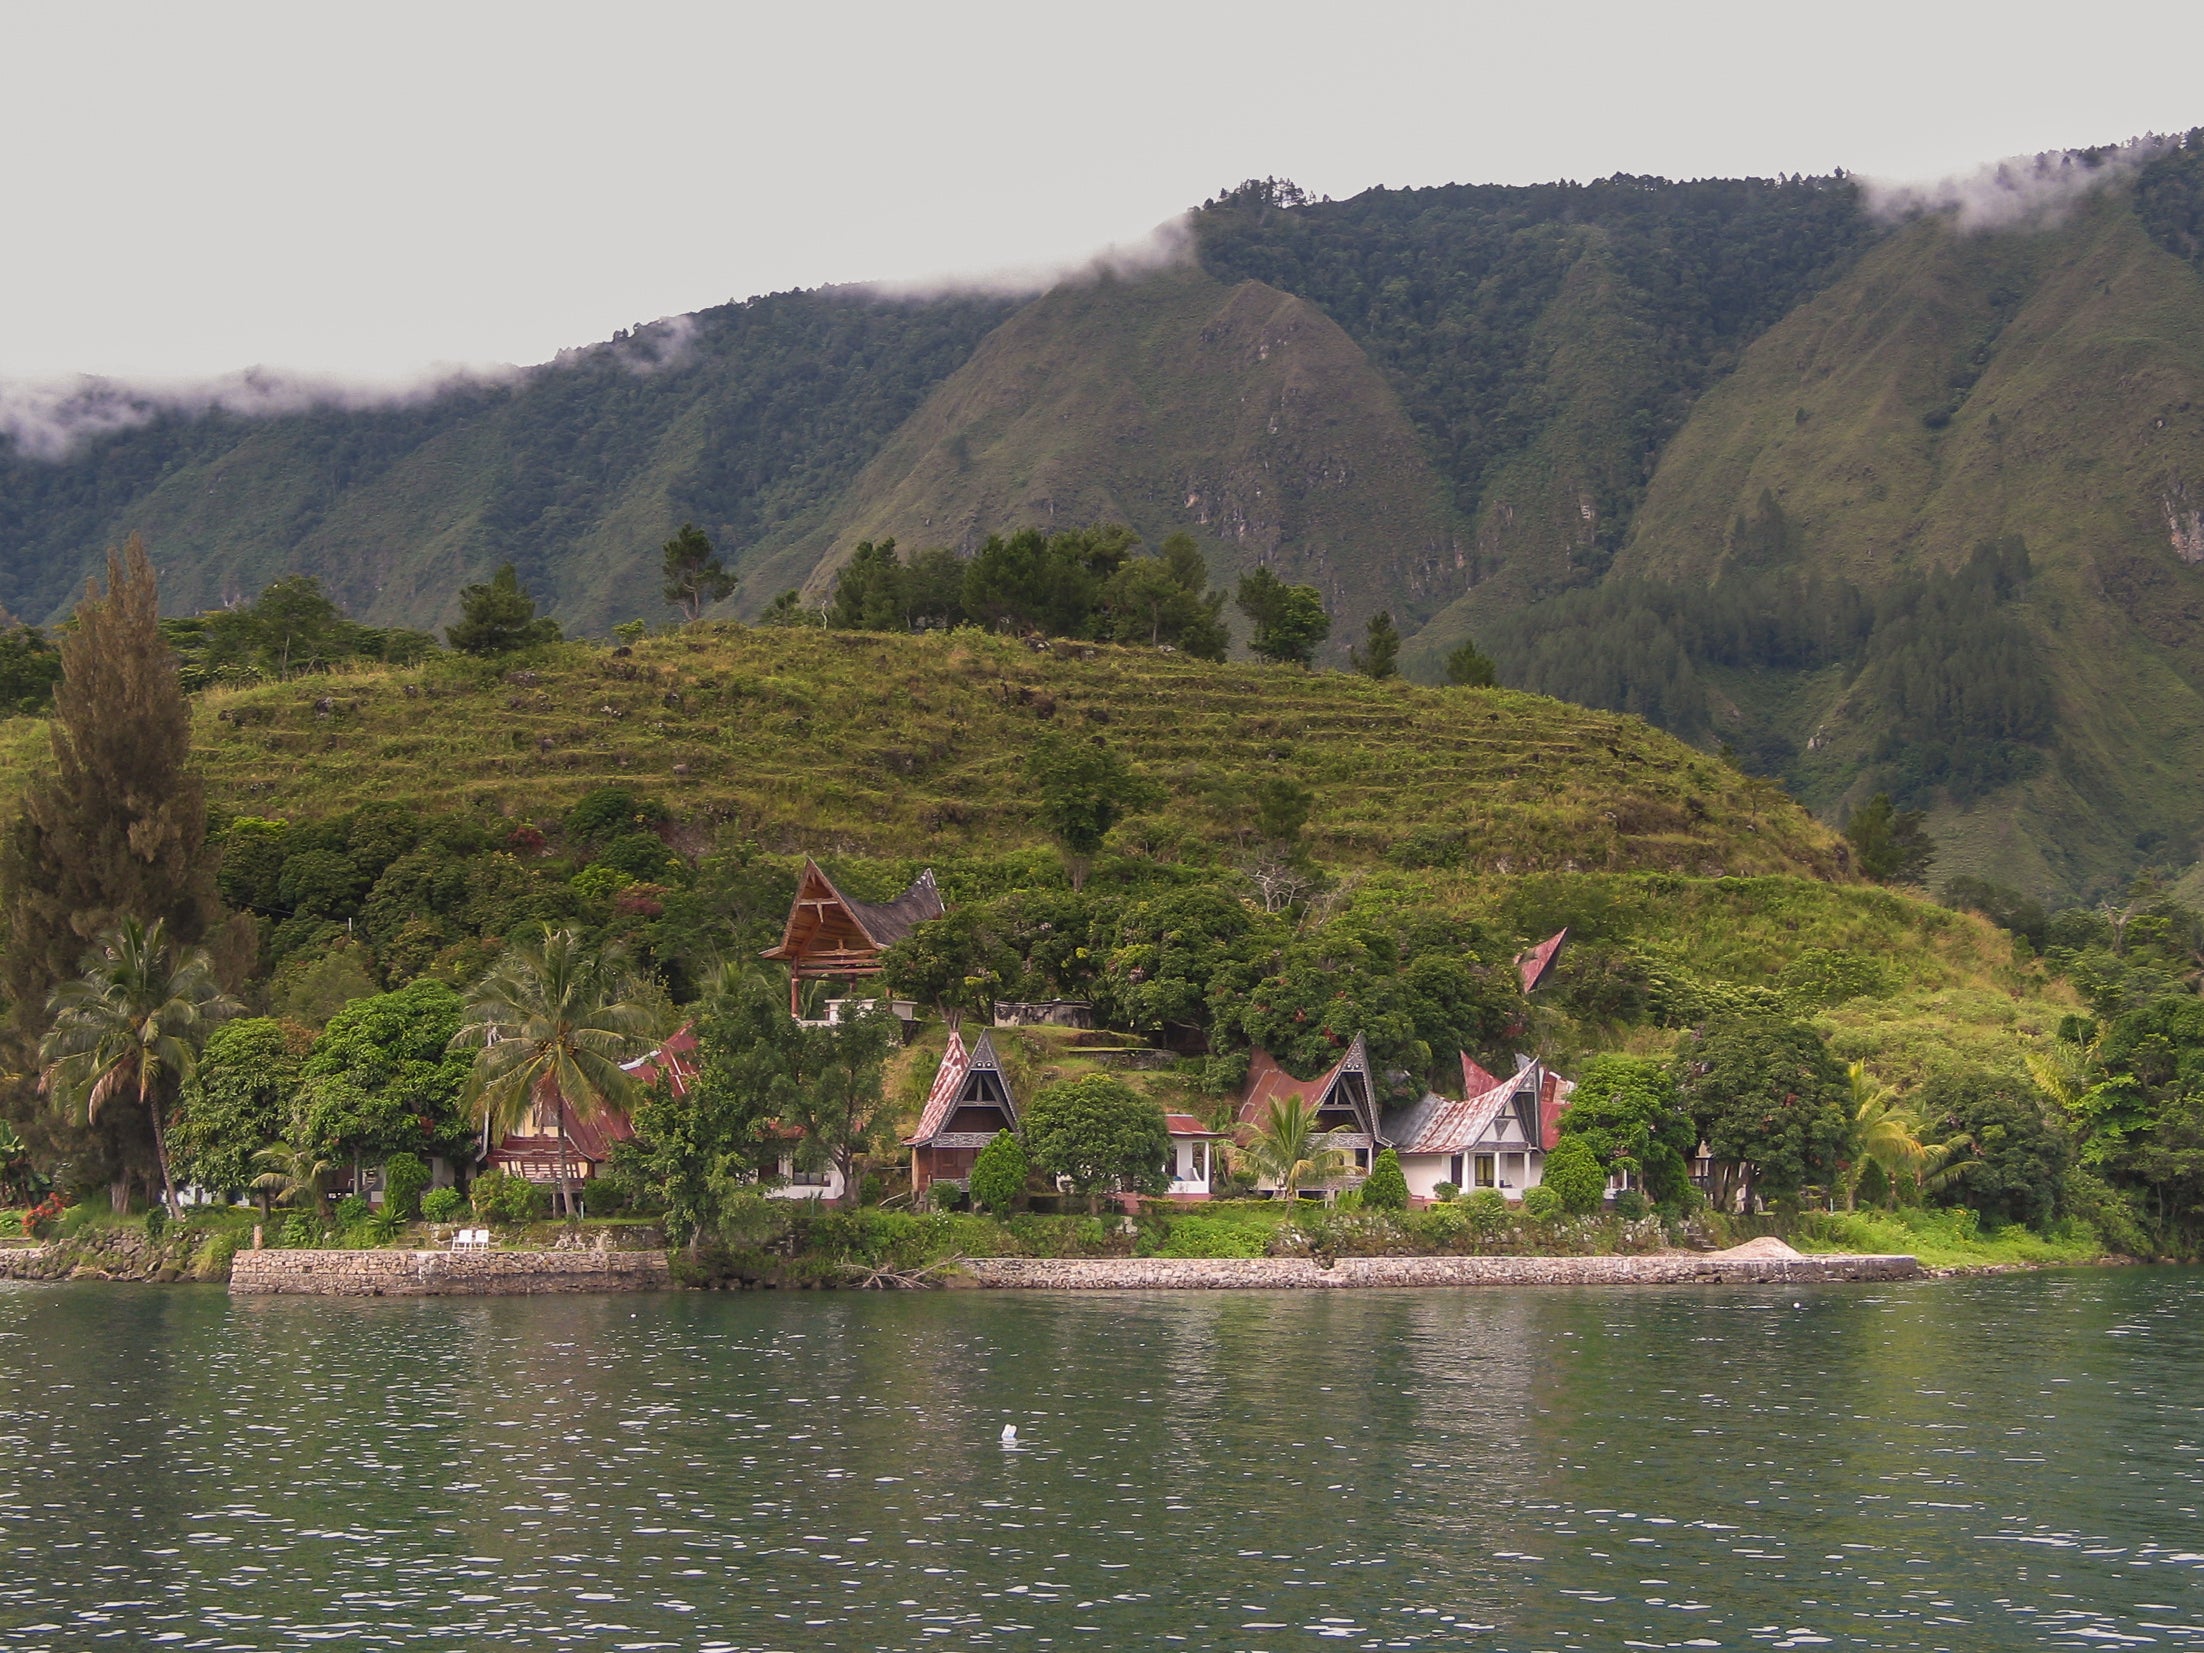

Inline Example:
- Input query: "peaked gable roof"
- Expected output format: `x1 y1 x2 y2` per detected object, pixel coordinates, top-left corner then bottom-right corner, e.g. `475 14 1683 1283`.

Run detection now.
491 1025 697 1167
1517 928 1568 994
1382 1055 1576 1156
1238 1035 1383 1140
904 1028 1017 1145
761 859 946 963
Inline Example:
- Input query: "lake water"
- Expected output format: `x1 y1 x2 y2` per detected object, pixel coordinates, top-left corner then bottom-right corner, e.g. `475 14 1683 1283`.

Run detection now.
0 1270 2199 1651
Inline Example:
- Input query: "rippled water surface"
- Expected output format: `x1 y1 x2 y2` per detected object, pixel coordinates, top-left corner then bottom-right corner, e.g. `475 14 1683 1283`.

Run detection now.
1 1270 2201 1650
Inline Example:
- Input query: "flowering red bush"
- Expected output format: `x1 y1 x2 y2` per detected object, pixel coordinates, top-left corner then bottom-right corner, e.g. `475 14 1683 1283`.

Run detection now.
22 1192 65 1238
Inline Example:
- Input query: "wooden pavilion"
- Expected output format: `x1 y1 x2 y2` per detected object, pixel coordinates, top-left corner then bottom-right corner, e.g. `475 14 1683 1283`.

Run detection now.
759 858 946 1013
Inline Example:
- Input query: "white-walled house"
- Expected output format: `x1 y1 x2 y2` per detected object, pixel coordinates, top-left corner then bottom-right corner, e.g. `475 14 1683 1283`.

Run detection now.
1163 1113 1225 1200
1381 1055 1574 1204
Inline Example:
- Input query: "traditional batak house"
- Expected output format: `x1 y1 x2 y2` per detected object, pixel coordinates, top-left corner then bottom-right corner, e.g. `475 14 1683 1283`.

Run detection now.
1383 1053 1574 1205
483 1027 697 1191
759 858 946 1015
1236 1034 1387 1195
904 1025 1020 1198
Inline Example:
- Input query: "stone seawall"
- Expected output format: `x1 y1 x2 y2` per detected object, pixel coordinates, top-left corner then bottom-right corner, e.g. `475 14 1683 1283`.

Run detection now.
229 1248 671 1296
957 1253 1921 1290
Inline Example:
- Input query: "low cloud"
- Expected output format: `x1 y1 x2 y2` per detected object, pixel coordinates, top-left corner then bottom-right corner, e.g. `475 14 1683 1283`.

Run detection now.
1862 137 2170 231
1 309 709 462
0 363 520 463
863 212 1196 300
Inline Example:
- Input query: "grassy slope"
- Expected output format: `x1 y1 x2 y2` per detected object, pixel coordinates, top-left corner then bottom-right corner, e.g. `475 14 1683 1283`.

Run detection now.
1615 195 2204 897
781 266 1469 653
108 627 1842 878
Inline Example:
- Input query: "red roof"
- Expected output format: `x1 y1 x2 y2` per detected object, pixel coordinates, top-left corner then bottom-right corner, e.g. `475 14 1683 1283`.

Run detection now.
1539 1069 1569 1152
1517 928 1568 993
1238 1038 1367 1124
1163 1113 1224 1137
1461 1054 1501 1096
488 1026 693 1169
904 1026 970 1144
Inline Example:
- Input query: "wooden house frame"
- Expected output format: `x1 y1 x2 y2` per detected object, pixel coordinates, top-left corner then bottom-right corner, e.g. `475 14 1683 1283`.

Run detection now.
759 859 946 1014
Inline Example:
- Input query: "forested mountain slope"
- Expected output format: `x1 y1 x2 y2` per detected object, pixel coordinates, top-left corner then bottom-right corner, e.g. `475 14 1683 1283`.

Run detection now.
0 289 1016 633
781 266 1465 644
1485 151 2204 900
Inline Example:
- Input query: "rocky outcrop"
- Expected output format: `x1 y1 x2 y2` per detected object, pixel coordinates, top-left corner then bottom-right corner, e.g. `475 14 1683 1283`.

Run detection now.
229 1248 671 1295
955 1252 1920 1289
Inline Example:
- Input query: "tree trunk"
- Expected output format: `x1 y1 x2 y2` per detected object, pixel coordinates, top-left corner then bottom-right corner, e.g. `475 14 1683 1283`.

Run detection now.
146 1086 181 1219
837 1147 859 1210
110 1176 129 1215
554 1114 575 1221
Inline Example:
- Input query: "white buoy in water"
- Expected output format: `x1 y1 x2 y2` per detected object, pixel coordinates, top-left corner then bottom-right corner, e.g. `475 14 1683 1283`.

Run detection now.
1001 1424 1018 1446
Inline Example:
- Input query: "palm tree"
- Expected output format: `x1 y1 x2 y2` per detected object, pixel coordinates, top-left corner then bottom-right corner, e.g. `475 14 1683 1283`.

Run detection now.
1234 1095 1353 1206
39 916 239 1219
249 1138 332 1223
1843 1060 1931 1210
449 927 663 1220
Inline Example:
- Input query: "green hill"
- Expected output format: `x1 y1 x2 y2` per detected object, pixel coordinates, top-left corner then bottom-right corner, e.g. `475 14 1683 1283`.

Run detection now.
1514 183 2204 898
0 625 2061 1093
3 626 1831 879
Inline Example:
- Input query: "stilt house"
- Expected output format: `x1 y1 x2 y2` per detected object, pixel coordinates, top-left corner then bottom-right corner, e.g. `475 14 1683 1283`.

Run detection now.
759 859 945 1013
904 1026 1019 1197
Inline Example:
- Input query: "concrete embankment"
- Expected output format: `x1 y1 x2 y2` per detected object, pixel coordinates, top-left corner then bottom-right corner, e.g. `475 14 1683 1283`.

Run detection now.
955 1252 1922 1289
229 1248 671 1295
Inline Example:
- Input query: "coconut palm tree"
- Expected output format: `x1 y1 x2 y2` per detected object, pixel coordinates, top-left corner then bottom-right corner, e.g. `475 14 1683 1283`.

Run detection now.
38 916 239 1219
1843 1060 1931 1210
449 927 663 1220
249 1138 332 1223
1234 1095 1353 1206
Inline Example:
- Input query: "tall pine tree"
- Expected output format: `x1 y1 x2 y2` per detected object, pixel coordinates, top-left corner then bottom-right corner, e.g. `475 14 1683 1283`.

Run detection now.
0 537 242 1204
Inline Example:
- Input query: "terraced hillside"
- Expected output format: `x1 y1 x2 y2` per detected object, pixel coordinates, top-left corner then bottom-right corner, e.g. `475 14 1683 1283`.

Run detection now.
0 627 1838 879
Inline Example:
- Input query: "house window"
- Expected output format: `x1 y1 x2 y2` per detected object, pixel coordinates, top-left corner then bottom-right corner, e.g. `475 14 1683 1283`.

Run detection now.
1449 1154 1464 1187
1354 1147 1370 1172
1474 1154 1496 1188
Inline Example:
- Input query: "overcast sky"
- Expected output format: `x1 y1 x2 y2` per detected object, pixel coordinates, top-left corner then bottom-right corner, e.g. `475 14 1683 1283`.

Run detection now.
3 0 2201 382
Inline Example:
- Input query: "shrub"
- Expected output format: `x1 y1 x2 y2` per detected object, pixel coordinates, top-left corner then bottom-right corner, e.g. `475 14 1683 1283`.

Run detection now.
420 1186 465 1223
1361 1148 1409 1211
472 1170 546 1225
1541 1137 1609 1216
21 1192 65 1238
1156 1216 1268 1258
1462 1188 1512 1239
143 1204 168 1241
193 1230 241 1282
1431 1180 1460 1203
583 1175 629 1217
1612 1188 1651 1221
382 1152 429 1220
1520 1185 1562 1221
333 1194 370 1231
969 1130 1031 1215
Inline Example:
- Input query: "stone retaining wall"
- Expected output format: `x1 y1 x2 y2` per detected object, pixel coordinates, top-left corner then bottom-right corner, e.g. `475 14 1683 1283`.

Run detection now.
956 1252 1921 1290
229 1248 671 1296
